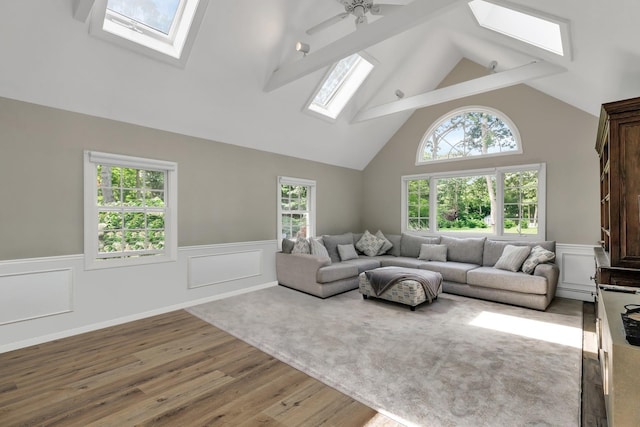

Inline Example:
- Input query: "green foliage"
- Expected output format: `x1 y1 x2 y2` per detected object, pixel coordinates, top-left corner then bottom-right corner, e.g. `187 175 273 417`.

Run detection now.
504 219 515 229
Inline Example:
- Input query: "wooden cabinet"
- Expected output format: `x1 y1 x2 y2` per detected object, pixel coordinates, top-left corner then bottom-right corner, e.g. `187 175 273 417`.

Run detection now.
595 97 640 286
597 289 640 426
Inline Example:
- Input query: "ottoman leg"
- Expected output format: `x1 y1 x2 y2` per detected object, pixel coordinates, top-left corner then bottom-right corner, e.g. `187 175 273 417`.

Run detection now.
362 294 368 299
410 305 416 311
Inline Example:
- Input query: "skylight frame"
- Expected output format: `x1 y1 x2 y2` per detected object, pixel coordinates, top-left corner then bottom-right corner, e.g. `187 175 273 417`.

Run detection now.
305 53 375 121
468 0 571 59
90 0 209 67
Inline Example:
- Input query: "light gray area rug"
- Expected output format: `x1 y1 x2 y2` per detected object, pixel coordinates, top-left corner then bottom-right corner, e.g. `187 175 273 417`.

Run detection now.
187 286 583 427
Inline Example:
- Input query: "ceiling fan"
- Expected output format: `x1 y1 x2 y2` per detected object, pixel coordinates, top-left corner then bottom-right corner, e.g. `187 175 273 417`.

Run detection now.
306 0 403 35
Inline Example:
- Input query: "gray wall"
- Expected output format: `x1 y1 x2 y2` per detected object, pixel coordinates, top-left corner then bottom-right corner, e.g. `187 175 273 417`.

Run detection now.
362 59 600 245
0 97 362 260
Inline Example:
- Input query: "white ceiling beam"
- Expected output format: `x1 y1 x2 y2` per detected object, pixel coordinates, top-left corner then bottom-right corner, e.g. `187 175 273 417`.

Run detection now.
354 60 566 122
73 0 95 22
264 0 465 92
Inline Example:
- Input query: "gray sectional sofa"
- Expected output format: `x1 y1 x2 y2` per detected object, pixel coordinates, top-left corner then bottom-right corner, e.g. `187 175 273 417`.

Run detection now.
275 232 559 311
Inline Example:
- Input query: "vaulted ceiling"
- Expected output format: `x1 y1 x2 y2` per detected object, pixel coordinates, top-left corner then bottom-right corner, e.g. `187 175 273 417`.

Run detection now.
2 0 640 169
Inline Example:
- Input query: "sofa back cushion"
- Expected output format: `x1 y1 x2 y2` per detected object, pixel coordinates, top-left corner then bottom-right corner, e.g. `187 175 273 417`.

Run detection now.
400 233 441 258
322 232 354 263
385 234 402 257
440 236 486 265
482 240 556 267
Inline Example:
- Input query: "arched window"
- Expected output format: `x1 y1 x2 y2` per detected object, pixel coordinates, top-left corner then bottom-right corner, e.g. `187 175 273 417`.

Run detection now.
416 106 521 164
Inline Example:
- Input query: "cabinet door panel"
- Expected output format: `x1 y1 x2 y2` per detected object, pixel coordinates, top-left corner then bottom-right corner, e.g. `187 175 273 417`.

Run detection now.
619 121 640 265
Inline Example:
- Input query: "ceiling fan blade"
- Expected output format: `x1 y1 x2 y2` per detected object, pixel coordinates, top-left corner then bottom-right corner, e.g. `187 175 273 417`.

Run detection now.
370 4 403 15
306 12 350 35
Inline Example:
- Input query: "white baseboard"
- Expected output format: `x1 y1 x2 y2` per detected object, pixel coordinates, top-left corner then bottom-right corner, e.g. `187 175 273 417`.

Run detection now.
0 281 277 354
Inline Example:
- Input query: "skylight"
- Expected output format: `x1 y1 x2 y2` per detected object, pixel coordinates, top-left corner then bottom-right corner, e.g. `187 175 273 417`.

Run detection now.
91 0 207 66
307 53 374 120
468 0 567 57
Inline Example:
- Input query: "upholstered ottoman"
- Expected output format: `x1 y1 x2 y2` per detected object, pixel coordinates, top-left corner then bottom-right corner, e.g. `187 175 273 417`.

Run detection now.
358 267 443 311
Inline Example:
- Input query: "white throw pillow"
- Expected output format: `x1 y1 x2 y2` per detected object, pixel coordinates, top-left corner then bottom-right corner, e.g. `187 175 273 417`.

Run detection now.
521 245 555 274
309 237 331 263
355 230 385 257
338 243 359 261
494 245 531 272
292 236 310 254
418 244 447 262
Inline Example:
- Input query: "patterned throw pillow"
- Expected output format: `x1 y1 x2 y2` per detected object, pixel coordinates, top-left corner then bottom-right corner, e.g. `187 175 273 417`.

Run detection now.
375 230 394 255
309 237 331 263
337 243 359 261
521 245 556 274
494 245 531 272
356 230 385 257
292 236 310 254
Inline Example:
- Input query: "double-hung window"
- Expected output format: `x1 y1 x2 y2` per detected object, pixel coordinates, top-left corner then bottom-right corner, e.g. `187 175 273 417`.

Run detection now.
277 177 316 243
402 164 546 239
84 151 177 269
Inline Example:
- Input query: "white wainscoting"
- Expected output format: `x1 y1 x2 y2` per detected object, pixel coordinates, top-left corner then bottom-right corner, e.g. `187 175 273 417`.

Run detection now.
0 240 278 353
555 243 597 302
0 268 73 325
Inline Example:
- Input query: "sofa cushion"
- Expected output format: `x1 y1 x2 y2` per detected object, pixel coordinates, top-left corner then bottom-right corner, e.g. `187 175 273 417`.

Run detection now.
494 245 531 272
379 257 429 269
343 257 381 273
440 236 485 264
375 230 394 255
309 237 330 262
356 230 385 256
281 238 294 254
292 236 310 254
385 234 402 257
418 244 447 262
419 261 479 283
317 263 359 284
467 267 548 295
400 233 441 258
323 232 354 263
483 240 556 267
522 245 556 274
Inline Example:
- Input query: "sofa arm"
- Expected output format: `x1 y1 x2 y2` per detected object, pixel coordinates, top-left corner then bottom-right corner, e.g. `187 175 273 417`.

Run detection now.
533 263 560 296
276 252 331 288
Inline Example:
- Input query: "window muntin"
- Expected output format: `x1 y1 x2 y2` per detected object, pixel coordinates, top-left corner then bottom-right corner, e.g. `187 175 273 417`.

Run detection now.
417 107 521 164
402 164 545 239
84 151 177 269
306 53 374 120
468 0 568 57
277 177 316 243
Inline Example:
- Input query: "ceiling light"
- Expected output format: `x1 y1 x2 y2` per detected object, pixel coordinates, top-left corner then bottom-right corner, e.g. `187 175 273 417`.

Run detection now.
295 42 310 56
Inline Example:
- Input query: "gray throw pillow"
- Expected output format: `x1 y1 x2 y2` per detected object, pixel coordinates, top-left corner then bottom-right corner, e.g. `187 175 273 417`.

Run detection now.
337 243 359 261
418 244 447 262
356 230 385 257
521 245 555 274
494 245 531 272
322 232 354 263
400 233 441 258
281 238 295 254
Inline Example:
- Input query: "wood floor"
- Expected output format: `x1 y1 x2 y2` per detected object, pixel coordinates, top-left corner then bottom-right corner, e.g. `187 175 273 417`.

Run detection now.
0 303 606 426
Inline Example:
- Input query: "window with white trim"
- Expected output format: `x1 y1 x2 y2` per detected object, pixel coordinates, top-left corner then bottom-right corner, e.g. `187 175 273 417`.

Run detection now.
84 151 177 269
90 0 208 66
277 176 316 242
417 106 521 165
402 164 546 239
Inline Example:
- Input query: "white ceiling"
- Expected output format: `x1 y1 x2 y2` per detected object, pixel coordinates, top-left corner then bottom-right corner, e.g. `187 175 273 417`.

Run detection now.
2 0 640 170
